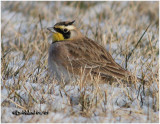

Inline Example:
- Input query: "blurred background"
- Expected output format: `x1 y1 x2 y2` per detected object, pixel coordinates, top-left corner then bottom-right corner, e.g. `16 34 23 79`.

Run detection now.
1 1 159 123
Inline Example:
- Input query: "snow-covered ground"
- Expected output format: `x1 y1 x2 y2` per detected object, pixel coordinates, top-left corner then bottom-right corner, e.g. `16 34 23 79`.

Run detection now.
1 1 159 123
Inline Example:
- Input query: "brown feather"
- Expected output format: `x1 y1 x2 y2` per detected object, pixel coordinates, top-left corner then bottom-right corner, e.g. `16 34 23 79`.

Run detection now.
50 36 131 82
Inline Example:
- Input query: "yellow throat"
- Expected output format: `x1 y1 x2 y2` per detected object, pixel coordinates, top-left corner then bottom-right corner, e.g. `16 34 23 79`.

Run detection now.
52 32 64 42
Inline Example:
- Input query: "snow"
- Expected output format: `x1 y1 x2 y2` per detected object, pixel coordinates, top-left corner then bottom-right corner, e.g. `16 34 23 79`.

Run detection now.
1 1 159 123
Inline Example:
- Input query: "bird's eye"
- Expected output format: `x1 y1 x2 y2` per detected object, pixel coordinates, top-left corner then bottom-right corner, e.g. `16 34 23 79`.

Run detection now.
63 28 69 33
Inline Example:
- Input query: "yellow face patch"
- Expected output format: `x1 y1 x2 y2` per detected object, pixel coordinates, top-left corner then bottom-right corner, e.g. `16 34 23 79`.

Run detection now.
52 32 64 42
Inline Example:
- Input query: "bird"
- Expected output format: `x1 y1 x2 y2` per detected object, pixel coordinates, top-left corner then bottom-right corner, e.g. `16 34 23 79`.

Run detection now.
47 20 142 84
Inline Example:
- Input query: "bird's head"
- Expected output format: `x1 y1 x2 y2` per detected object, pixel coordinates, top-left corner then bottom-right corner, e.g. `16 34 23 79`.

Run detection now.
47 20 82 42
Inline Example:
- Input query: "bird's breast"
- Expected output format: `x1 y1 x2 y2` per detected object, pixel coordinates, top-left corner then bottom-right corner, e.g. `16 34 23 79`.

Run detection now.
48 42 73 82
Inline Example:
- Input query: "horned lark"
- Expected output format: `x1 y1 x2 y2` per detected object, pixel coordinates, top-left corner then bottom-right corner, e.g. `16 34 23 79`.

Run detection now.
47 20 141 84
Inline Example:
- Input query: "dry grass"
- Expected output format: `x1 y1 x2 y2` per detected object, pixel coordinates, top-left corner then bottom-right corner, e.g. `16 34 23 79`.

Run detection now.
1 1 159 123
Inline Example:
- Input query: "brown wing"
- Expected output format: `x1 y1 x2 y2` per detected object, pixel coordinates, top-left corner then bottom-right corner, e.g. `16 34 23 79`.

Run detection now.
57 37 131 79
